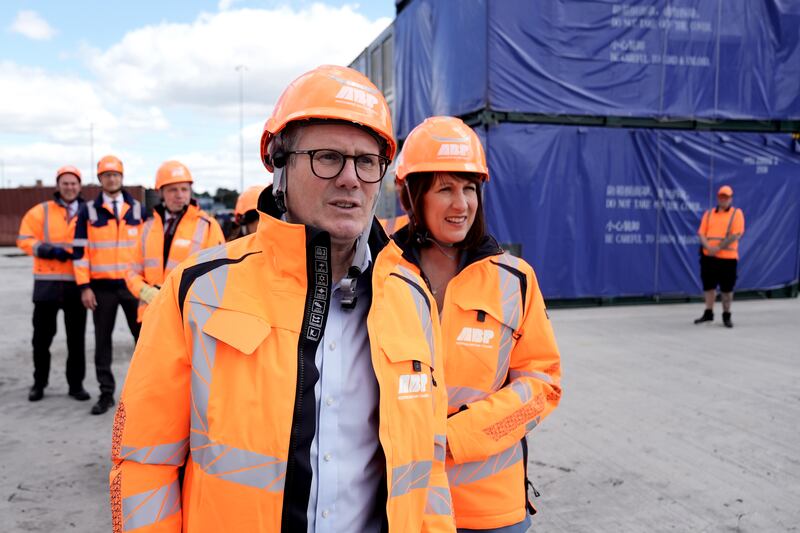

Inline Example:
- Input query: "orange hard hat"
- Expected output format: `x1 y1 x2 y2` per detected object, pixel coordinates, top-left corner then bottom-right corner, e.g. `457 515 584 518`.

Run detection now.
235 185 264 218
56 165 82 182
259 65 396 171
97 155 124 177
155 160 193 190
717 185 733 197
395 116 488 184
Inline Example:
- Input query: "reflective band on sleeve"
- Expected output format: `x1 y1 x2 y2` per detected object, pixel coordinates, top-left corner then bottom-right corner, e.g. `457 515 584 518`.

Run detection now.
166 259 180 271
447 386 488 409
89 240 137 249
143 258 159 268
42 202 50 243
424 486 452 516
34 273 76 281
72 238 88 247
120 438 189 466
509 369 553 385
73 259 89 268
122 478 181 531
510 380 533 404
17 234 34 240
390 460 432 497
447 442 522 486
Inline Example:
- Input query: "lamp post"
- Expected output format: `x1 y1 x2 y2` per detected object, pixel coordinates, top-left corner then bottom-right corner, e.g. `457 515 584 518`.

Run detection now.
235 65 247 193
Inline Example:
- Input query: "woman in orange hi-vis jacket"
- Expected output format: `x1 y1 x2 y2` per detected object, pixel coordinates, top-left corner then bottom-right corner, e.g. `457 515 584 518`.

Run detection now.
392 116 563 532
110 65 455 533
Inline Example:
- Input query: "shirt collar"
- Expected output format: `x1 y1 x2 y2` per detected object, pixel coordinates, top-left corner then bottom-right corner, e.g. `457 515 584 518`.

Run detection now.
102 192 122 205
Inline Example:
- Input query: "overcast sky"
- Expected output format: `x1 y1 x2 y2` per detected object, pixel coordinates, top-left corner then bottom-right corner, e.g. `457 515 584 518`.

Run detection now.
0 1 393 192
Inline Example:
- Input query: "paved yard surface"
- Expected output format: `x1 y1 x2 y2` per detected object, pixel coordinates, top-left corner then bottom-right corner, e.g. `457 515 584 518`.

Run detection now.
0 248 797 532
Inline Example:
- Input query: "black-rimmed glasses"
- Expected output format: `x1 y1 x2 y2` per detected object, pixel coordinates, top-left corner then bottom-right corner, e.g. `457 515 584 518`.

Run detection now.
286 149 390 183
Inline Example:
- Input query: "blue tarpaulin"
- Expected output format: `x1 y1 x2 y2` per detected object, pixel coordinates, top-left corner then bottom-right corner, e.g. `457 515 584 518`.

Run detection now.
394 0 800 138
483 124 800 299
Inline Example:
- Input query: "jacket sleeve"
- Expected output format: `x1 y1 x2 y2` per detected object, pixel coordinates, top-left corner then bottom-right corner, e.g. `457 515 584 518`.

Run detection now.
446 269 562 465
16 204 44 257
422 319 457 532
110 271 190 532
125 229 147 299
72 205 91 288
204 217 225 247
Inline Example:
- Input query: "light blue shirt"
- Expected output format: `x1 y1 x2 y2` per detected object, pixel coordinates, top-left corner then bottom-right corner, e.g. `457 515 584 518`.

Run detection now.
306 249 384 532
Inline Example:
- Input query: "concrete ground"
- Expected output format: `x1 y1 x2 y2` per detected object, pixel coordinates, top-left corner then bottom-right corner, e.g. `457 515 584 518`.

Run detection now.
0 248 797 532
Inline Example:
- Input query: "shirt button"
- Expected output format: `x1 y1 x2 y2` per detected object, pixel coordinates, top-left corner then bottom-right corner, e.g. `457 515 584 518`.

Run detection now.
322 510 330 518
324 453 332 462
329 341 336 351
325 396 334 406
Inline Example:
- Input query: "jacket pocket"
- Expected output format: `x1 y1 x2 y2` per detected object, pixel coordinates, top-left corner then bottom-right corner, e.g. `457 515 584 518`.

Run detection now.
202 307 271 355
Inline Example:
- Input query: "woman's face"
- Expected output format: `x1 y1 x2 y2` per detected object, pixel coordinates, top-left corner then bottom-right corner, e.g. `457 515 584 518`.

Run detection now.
422 172 478 245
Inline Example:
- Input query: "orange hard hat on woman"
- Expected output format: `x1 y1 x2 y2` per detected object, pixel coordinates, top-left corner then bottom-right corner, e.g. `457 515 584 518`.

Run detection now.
259 64 397 171
395 116 488 184
97 155 124 176
155 160 193 190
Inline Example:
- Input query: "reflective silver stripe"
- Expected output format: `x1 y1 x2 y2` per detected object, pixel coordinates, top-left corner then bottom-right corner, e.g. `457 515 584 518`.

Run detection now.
510 380 533 404
122 478 180 531
73 259 89 268
72 238 88 247
42 202 50 243
186 254 287 492
141 219 155 259
87 203 98 223
434 434 447 462
525 416 541 433
396 265 435 368
48 241 72 247
448 386 488 409
17 234 34 240
189 218 210 254
166 259 180 271
91 263 129 273
121 438 189 466
509 369 553 385
191 432 286 491
491 254 523 392
143 258 160 268
390 460 432 497
88 240 136 249
424 486 452 516
447 441 522 486
34 273 75 281
129 264 144 275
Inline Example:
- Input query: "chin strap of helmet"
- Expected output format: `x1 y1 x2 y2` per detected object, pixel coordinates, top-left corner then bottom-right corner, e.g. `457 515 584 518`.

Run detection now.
340 185 381 310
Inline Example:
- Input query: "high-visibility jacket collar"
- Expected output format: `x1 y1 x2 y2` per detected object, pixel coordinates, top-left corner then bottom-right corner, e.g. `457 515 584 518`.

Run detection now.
392 224 504 274
92 188 137 216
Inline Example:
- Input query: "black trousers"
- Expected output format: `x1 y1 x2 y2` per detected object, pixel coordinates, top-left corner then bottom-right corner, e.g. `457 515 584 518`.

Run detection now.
32 299 87 390
93 285 141 396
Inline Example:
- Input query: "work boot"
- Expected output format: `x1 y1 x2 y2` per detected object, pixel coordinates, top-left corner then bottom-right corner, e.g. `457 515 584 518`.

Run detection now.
90 394 115 415
722 312 733 328
693 309 713 324
28 385 44 402
69 388 91 401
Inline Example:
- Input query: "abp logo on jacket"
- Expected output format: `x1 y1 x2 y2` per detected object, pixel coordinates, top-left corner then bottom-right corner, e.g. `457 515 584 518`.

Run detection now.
456 327 495 348
398 373 429 400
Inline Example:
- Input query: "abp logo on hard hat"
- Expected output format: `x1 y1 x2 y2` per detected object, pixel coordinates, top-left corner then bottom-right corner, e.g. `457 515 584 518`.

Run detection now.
434 135 471 159
171 167 186 177
332 74 380 111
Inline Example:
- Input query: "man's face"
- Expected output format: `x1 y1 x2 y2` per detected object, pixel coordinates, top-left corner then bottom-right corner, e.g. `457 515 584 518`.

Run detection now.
57 174 81 202
161 182 192 213
285 123 382 247
717 195 732 209
98 171 123 195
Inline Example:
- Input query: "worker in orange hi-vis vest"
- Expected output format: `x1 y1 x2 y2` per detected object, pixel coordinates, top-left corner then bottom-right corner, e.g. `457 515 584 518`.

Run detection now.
694 185 745 328
393 116 563 532
126 160 224 322
17 166 90 403
109 65 456 533
72 155 144 415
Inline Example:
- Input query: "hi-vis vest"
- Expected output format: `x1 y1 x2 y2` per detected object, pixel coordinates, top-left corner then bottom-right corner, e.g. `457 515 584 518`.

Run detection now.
126 202 224 321
72 190 143 287
17 195 81 283
110 201 456 532
698 206 745 260
393 228 562 530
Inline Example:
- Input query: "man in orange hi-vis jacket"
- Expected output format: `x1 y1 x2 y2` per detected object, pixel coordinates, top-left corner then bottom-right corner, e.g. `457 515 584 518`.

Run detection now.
110 65 456 533
126 160 223 322
17 166 90 403
72 155 144 415
694 185 745 328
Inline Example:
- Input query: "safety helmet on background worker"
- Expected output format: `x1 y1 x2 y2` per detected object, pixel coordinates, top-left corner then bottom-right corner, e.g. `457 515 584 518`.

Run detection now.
395 116 489 185
97 155 123 177
717 185 733 197
56 165 82 183
155 160 193 190
259 64 397 173
235 185 264 223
